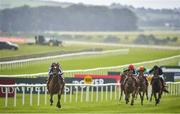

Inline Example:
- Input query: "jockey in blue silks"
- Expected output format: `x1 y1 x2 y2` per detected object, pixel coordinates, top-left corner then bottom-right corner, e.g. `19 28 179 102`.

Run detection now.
149 65 169 93
47 62 64 85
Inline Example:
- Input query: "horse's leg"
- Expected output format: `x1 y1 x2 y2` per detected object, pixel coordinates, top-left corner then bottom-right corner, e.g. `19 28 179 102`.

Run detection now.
146 87 149 100
56 94 61 108
125 93 129 104
139 92 143 105
56 85 63 108
154 92 158 106
142 91 145 106
157 91 162 104
159 90 163 99
131 92 135 106
134 88 138 100
50 94 53 106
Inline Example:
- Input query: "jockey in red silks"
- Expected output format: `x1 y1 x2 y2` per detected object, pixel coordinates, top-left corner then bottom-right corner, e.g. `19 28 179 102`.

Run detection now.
47 62 64 85
123 64 138 86
137 66 148 86
128 64 137 75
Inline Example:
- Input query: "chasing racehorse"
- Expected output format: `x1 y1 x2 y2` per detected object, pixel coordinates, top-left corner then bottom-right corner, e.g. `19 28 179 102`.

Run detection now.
137 74 148 105
124 73 137 106
150 66 163 105
47 63 65 108
137 66 149 105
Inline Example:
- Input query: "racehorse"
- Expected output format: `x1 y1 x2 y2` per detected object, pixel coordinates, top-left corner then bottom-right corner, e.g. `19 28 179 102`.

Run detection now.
137 75 148 105
124 76 137 105
150 69 163 106
47 63 65 108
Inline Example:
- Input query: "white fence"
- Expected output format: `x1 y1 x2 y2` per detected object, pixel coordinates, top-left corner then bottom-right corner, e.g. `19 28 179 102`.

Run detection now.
0 82 180 107
1 54 180 78
0 49 129 70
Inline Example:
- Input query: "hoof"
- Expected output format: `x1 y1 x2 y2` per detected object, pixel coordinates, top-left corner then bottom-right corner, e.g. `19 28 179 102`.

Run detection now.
56 104 61 108
131 103 134 106
126 101 128 104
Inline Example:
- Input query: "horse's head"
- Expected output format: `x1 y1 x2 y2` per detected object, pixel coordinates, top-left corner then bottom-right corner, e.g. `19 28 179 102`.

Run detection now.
153 68 159 77
126 77 134 86
138 75 146 85
51 64 59 76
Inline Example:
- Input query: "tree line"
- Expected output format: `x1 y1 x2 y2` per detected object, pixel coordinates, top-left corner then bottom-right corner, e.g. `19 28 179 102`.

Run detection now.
0 4 138 32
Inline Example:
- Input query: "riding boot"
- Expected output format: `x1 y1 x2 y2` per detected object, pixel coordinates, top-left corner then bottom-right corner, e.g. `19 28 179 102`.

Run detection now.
160 77 169 93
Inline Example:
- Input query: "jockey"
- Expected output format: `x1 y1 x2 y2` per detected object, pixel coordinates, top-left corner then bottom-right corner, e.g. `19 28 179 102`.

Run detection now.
47 62 64 85
123 64 138 86
137 66 148 86
128 64 137 75
149 65 169 93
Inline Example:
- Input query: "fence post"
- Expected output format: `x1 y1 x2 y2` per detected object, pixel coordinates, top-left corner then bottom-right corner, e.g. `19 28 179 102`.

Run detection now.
64 86 67 103
81 86 83 102
110 85 112 100
22 87 25 106
91 86 94 102
175 83 178 95
37 87 40 106
75 86 78 103
96 86 99 102
101 86 103 102
30 87 33 106
86 86 89 102
114 85 117 100
5 87 8 107
14 87 16 107
170 83 173 95
70 86 72 103
44 86 47 105
118 84 121 100
106 85 108 101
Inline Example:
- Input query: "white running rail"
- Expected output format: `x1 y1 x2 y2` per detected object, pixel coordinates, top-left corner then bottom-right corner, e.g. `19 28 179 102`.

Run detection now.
0 54 180 77
0 82 180 107
0 49 129 65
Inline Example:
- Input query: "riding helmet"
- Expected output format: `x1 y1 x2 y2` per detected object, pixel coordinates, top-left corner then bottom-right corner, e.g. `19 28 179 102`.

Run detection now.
128 64 135 70
138 66 144 71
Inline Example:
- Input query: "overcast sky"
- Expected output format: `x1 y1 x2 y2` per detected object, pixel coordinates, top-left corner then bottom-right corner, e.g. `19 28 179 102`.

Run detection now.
49 0 180 9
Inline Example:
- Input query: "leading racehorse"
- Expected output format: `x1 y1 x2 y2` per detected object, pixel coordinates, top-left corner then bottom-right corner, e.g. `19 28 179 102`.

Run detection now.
47 63 65 108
